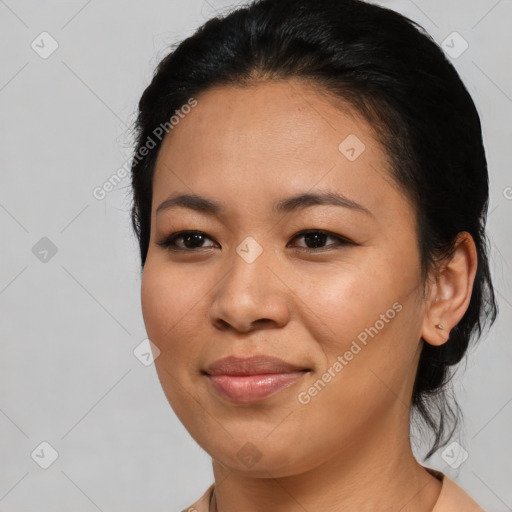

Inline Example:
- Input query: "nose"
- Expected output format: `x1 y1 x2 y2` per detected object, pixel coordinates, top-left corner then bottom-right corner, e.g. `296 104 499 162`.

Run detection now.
208 246 291 333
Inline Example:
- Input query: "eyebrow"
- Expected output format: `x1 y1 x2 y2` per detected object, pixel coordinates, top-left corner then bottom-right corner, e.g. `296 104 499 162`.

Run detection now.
156 191 374 218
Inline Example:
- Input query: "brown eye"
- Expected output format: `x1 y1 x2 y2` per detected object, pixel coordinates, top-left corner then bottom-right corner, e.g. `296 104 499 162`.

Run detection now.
288 230 353 250
157 231 217 251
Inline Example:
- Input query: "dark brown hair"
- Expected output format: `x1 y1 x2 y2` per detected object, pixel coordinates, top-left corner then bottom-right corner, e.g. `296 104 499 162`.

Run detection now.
130 0 498 459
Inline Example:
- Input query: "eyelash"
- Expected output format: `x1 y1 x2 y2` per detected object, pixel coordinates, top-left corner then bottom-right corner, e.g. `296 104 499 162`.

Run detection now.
156 229 354 252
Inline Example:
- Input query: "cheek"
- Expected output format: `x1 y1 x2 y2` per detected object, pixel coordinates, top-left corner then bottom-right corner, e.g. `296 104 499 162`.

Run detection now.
141 262 205 353
293 258 399 349
141 265 171 342
142 256 209 313
293 252 421 394
141 263 207 418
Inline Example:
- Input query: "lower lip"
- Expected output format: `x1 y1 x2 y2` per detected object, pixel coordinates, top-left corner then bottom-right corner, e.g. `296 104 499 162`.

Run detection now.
207 372 306 403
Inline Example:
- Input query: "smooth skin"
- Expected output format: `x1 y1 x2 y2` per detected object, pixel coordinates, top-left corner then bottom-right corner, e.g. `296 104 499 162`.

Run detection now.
141 79 477 511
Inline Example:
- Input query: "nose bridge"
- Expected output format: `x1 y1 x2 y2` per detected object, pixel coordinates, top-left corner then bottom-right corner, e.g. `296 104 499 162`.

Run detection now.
208 236 289 331
234 236 272 292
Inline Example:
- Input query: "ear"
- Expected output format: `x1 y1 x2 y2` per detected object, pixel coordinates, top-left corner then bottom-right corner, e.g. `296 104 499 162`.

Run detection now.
421 232 478 347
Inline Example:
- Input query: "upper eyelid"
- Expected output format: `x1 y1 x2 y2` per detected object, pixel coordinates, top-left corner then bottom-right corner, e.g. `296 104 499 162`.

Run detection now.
290 229 351 242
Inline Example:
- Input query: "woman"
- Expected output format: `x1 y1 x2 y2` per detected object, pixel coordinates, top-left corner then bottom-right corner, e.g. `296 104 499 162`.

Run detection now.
130 0 498 510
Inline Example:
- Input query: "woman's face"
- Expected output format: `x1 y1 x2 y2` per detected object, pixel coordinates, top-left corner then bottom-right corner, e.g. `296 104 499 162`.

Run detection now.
141 79 428 476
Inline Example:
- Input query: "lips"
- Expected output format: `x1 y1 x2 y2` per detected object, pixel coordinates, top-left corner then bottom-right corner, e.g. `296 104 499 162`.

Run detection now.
205 355 308 376
204 355 310 403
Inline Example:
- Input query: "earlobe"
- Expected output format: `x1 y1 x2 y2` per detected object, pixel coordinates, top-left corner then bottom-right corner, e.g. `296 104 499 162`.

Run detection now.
421 232 478 347
423 312 450 346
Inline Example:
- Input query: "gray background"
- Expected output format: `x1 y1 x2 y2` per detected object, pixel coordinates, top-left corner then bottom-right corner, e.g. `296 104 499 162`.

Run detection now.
0 0 510 510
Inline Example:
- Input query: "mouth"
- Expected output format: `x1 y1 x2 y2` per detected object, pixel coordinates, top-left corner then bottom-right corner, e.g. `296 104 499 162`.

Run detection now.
203 355 311 403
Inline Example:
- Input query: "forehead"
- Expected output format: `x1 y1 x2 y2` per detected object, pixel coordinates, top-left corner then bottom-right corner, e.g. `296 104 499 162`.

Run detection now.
152 79 408 221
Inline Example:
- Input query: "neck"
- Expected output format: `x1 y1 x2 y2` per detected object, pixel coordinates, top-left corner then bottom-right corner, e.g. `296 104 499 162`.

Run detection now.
210 402 442 512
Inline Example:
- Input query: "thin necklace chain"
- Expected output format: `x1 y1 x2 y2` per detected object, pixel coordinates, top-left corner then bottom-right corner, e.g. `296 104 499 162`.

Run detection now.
209 486 216 512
